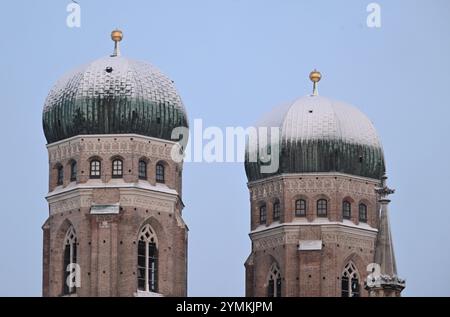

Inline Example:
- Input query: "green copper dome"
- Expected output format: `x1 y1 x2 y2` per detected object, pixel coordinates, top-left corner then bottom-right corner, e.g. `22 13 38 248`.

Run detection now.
42 55 188 143
245 95 385 181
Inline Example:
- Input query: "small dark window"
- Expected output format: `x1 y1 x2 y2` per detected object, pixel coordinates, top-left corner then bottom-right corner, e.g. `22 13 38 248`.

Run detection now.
351 277 360 297
295 199 306 217
112 159 123 178
156 163 165 183
317 199 327 217
343 201 351 220
359 203 368 223
273 201 281 221
268 279 274 297
57 165 64 186
341 275 349 297
90 160 101 179
276 277 282 297
139 160 147 180
259 205 267 224
70 161 77 182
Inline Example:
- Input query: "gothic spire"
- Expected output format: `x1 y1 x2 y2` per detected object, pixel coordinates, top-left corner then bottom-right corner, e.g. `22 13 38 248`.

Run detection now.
366 174 405 296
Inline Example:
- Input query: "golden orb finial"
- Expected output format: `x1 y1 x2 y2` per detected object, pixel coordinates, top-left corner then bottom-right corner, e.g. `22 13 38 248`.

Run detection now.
111 29 123 57
111 29 123 42
309 69 321 83
309 69 321 96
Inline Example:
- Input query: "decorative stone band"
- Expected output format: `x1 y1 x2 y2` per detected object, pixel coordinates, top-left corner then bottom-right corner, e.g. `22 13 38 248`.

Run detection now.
46 134 178 163
250 223 377 251
46 185 178 216
248 173 379 201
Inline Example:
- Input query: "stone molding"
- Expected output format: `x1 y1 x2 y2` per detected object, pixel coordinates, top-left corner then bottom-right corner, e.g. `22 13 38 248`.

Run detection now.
250 223 376 251
47 186 177 215
250 174 378 201
47 134 176 163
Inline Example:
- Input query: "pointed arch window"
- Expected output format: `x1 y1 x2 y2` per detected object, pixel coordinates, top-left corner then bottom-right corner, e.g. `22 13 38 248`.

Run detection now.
317 199 328 217
343 201 351 220
273 200 281 221
359 203 368 223
56 165 64 186
137 224 158 293
63 226 77 295
295 199 306 217
90 160 101 179
267 264 282 297
259 205 267 224
341 262 360 297
156 163 165 183
139 160 147 180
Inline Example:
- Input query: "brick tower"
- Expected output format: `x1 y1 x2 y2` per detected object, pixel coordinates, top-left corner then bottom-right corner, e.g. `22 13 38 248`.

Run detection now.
244 70 404 297
41 30 189 297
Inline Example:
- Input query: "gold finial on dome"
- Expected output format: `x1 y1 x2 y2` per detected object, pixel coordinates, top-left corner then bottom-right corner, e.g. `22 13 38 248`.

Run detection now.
309 69 321 96
111 29 123 57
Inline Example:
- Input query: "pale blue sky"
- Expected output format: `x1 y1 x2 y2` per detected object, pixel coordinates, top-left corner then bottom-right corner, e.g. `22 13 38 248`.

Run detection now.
0 0 449 296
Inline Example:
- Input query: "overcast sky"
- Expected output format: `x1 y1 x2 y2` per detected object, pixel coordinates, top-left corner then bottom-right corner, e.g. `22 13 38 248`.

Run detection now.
0 0 449 296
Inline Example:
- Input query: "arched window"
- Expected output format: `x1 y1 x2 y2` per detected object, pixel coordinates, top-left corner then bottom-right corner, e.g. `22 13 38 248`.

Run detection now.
56 165 64 186
317 199 327 217
156 163 165 183
295 199 306 217
90 160 101 179
70 161 77 182
63 226 77 295
341 262 360 297
273 201 281 221
267 264 282 297
112 159 123 178
138 160 147 180
259 205 267 224
359 203 368 223
343 201 351 220
137 224 158 293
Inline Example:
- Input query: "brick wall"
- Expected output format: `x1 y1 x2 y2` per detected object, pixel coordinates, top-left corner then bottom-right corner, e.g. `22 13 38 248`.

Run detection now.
43 134 187 297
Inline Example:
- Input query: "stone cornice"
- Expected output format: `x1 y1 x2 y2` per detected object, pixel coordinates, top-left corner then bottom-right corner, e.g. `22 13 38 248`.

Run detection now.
46 182 180 216
250 221 378 240
47 181 179 200
250 222 377 251
248 172 380 188
46 134 177 148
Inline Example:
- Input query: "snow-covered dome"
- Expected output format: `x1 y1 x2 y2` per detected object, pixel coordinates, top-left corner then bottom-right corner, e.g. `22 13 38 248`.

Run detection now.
245 93 385 181
42 31 188 144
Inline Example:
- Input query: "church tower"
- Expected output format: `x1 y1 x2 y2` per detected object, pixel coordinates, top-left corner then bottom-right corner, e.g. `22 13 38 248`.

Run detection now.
41 30 189 297
244 70 404 297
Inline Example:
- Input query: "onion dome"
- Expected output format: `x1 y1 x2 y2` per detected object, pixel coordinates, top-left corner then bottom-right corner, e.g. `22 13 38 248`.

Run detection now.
245 70 385 181
43 30 188 144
